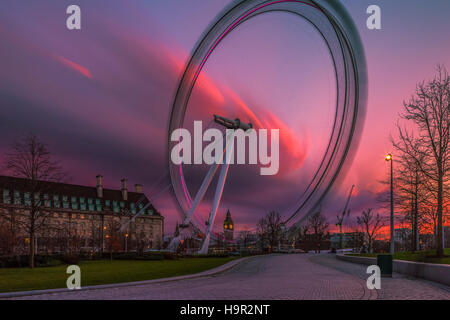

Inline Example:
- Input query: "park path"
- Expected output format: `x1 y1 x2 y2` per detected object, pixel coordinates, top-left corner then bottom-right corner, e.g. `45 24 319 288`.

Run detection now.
9 253 450 300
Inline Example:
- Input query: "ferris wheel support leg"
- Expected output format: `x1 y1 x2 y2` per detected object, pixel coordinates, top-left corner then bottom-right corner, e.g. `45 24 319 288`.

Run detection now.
198 161 231 254
168 164 219 252
169 135 232 253
198 133 234 254
182 160 221 226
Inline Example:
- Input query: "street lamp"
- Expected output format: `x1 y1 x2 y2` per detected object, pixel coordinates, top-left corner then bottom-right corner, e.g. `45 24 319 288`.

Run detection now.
385 153 394 254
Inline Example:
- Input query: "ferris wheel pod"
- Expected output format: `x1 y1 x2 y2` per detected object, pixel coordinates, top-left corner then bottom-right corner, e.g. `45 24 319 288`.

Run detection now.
168 0 367 232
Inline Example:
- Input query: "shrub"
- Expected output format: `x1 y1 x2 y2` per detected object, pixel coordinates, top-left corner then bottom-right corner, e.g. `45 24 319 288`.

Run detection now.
62 253 81 265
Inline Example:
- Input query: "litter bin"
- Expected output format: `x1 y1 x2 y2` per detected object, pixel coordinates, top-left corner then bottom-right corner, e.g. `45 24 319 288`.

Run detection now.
377 254 393 277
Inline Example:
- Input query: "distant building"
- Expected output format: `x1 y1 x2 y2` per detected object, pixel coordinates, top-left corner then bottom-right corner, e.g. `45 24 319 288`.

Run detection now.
0 175 164 255
223 209 234 241
330 232 364 250
394 228 411 250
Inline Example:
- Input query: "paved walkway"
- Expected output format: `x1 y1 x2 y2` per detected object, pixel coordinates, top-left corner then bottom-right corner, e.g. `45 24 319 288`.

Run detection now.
9 254 450 300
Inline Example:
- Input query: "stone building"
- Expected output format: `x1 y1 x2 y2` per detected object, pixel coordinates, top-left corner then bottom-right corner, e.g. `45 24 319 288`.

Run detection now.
0 175 164 255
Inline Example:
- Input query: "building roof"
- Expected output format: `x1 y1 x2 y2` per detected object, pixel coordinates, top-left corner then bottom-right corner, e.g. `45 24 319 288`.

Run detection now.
224 209 233 225
0 175 162 217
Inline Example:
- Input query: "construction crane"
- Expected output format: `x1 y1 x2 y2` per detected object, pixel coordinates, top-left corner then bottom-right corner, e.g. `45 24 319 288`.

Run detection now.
336 184 355 251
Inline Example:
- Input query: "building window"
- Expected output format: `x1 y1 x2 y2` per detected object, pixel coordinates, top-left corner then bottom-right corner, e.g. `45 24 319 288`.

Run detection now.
80 203 87 211
13 190 21 205
3 189 11 204
71 196 77 203
71 203 78 210
80 197 85 204
96 205 102 212
33 193 40 206
88 204 95 211
105 200 110 207
24 192 31 206
120 202 125 208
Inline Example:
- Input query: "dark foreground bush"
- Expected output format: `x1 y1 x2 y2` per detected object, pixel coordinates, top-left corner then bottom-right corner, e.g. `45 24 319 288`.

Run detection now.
112 252 179 261
61 253 81 265
0 254 64 268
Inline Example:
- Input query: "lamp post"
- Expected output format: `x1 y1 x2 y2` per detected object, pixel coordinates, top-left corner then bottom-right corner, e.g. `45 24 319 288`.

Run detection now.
385 153 394 254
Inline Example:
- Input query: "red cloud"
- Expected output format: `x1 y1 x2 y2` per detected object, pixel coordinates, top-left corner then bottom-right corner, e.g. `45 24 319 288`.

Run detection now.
54 55 92 79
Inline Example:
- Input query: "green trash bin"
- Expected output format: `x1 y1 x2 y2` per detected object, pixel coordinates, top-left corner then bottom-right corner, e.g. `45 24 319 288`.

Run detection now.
377 254 393 277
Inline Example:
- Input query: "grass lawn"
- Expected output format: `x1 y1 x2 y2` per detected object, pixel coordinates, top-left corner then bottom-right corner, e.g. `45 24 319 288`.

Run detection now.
347 248 450 265
0 257 237 293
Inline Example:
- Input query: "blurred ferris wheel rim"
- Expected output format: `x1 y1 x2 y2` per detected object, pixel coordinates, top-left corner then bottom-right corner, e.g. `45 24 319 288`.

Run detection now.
167 0 367 235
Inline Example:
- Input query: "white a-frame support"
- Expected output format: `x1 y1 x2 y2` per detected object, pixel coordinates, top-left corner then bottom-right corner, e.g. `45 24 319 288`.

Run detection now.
169 130 235 254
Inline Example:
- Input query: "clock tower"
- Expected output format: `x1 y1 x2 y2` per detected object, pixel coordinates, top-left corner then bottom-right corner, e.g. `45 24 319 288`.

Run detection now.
223 209 234 241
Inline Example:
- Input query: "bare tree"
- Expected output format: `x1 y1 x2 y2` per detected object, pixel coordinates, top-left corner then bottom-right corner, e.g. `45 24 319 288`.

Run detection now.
5 133 66 268
237 230 252 250
390 139 430 251
393 65 450 257
357 209 384 253
257 211 283 252
305 211 329 253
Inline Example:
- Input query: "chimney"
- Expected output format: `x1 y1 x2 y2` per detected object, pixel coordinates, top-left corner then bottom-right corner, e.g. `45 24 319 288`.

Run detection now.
135 184 143 193
96 175 103 198
121 178 128 201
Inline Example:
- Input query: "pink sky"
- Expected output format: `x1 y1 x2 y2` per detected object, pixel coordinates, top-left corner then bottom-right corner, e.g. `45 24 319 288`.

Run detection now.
0 0 449 235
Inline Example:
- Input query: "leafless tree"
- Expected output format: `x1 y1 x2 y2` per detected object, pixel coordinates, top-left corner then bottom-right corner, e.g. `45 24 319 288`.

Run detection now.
305 211 329 253
257 211 283 252
391 139 431 251
237 230 252 250
357 209 384 253
4 133 66 267
393 65 450 257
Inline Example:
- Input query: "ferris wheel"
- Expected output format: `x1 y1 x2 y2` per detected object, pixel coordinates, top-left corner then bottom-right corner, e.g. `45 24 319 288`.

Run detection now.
167 0 367 253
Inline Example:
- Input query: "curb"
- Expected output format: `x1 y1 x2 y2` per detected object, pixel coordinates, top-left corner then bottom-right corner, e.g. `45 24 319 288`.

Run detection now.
336 254 450 287
0 255 256 299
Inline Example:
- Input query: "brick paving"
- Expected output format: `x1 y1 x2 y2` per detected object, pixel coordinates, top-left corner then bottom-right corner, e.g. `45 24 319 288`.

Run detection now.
8 253 450 300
